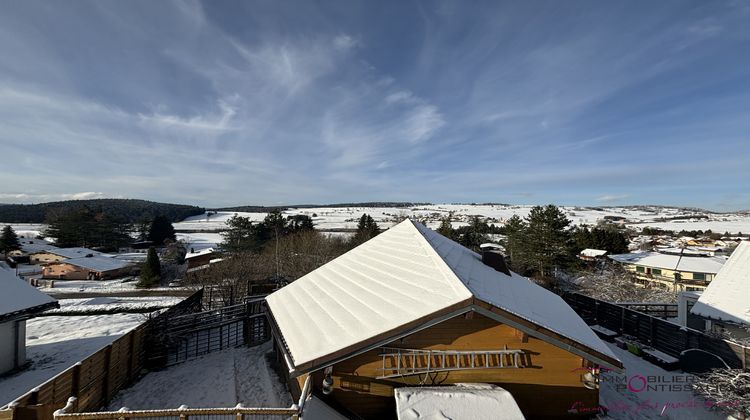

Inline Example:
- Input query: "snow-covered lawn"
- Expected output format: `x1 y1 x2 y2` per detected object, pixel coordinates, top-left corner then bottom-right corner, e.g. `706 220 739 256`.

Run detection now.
0 313 146 406
48 296 184 314
599 343 729 420
42 278 181 295
108 342 292 410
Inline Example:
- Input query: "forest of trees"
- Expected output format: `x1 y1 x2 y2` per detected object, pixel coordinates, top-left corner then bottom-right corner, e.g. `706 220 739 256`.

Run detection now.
436 205 630 279
44 207 132 250
0 199 203 223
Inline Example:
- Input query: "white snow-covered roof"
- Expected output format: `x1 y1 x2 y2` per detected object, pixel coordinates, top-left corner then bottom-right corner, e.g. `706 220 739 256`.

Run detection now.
18 238 57 254
185 248 215 259
59 256 131 272
34 247 104 259
267 219 619 371
395 383 525 420
609 251 726 274
690 241 750 325
0 266 57 319
580 249 608 257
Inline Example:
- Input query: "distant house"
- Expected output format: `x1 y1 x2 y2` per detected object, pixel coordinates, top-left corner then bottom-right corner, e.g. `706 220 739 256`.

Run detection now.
42 255 132 280
185 248 216 269
579 248 607 262
29 247 105 265
266 219 621 419
0 268 58 374
609 250 726 291
690 241 750 339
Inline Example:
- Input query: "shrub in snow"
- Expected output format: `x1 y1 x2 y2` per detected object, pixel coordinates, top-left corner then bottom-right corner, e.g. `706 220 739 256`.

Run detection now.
692 368 750 418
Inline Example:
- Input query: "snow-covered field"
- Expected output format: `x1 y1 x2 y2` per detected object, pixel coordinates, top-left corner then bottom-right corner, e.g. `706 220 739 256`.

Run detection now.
171 205 750 235
0 313 145 406
108 342 291 410
599 343 728 420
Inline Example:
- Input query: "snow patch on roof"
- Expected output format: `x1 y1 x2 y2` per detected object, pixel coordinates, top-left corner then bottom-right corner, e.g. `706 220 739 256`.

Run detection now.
609 252 726 274
0 266 56 318
690 241 750 325
395 383 525 420
580 249 607 257
60 256 131 272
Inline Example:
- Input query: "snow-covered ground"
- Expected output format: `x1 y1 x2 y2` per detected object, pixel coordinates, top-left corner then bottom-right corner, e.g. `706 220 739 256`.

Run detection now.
40 278 181 295
108 342 292 410
48 296 184 314
170 205 750 235
0 313 145 406
599 343 729 420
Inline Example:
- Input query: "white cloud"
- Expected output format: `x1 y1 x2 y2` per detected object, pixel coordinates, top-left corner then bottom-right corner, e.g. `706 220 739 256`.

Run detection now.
596 194 630 203
332 34 360 51
0 192 109 204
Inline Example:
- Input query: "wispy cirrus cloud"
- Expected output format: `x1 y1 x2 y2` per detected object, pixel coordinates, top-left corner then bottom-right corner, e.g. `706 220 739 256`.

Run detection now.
0 1 749 209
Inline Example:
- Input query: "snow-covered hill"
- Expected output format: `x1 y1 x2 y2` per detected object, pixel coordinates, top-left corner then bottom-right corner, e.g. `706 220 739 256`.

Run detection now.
173 204 750 234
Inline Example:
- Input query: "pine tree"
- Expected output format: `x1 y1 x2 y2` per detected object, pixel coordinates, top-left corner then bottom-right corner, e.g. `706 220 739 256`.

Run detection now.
221 215 260 252
351 214 381 245
287 215 315 233
138 247 161 287
436 214 456 240
0 225 21 255
147 215 176 246
524 205 572 278
501 215 527 269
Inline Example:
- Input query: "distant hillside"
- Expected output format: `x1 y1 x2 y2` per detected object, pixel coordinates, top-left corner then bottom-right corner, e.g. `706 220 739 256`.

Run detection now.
215 202 430 212
0 199 204 223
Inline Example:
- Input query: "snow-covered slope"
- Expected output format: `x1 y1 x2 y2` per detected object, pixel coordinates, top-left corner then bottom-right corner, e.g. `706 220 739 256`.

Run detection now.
171 205 750 234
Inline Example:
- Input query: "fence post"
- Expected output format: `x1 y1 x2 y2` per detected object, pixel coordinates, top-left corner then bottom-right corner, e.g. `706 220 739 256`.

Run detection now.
649 316 656 346
102 345 112 404
620 307 625 334
71 362 81 402
126 333 135 383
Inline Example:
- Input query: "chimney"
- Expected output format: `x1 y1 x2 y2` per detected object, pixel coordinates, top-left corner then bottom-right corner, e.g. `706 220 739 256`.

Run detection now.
480 243 511 276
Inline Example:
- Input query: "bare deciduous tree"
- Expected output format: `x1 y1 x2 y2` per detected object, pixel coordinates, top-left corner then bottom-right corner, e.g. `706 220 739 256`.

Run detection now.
692 369 750 418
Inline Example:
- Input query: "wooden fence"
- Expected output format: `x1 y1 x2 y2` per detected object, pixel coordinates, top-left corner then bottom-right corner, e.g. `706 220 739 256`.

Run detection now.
0 289 205 420
564 292 750 370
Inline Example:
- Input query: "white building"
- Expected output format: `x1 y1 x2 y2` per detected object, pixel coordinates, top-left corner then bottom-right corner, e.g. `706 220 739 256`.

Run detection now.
691 241 750 338
0 267 58 374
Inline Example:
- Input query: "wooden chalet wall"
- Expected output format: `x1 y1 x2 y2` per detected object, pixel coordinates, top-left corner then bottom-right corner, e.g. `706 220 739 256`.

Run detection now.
301 312 597 419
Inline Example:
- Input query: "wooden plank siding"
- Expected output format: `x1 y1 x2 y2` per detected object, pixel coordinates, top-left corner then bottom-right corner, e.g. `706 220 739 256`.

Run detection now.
306 312 597 419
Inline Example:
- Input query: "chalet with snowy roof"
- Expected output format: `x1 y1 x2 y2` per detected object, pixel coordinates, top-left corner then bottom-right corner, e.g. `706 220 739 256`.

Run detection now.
690 241 750 338
42 255 132 280
185 247 217 269
579 248 607 262
266 219 621 419
0 268 58 374
609 249 726 291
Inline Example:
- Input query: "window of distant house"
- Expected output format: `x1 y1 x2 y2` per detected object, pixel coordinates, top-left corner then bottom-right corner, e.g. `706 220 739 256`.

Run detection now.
636 266 645 273
693 273 706 281
652 268 662 276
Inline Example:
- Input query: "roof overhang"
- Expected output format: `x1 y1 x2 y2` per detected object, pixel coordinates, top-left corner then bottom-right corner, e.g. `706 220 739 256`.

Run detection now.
0 301 59 323
271 296 623 377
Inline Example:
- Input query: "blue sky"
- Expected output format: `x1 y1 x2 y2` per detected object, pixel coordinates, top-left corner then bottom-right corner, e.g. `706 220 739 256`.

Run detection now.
1 1 749 210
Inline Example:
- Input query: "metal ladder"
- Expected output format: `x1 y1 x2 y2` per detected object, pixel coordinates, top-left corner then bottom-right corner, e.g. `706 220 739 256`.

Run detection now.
376 346 524 379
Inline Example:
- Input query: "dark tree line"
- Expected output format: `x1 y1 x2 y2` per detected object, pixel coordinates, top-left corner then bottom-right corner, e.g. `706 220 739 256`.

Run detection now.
435 205 628 279
572 226 629 255
221 210 318 253
44 207 132 250
43 206 180 251
0 199 203 223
